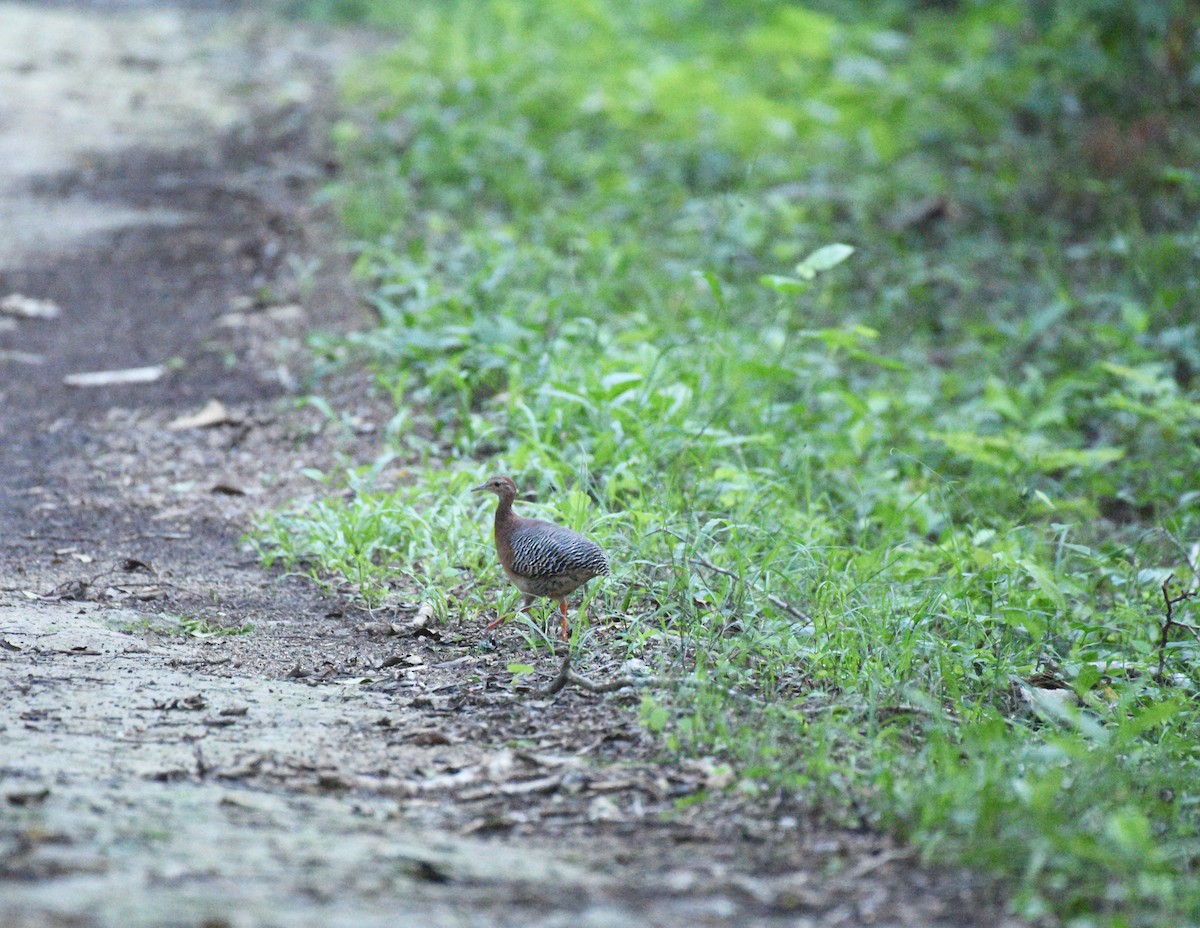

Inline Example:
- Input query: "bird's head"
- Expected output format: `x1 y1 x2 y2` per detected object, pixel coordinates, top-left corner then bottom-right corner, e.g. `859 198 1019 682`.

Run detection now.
471 474 518 501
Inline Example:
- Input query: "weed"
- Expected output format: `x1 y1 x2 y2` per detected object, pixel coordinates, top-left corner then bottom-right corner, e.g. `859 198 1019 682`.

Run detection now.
178 616 254 638
259 2 1200 923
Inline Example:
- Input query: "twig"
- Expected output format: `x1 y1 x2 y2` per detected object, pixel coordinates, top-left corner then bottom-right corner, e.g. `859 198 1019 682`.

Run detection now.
192 740 210 780
535 651 660 697
538 652 574 696
1157 575 1197 680
691 555 811 624
167 657 233 668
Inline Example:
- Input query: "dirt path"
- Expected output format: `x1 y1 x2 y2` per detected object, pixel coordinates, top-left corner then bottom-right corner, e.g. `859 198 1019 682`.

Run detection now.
0 4 1020 926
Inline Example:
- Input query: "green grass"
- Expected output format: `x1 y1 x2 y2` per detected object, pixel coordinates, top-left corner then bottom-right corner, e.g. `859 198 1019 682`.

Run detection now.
117 614 254 638
259 1 1200 923
178 617 254 638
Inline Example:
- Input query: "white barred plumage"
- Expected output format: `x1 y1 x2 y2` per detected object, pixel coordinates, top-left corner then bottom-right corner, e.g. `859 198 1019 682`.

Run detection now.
471 475 609 640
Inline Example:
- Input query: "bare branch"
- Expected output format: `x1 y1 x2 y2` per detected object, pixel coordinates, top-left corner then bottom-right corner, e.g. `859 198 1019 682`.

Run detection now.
535 652 662 697
537 652 574 696
1157 575 1198 680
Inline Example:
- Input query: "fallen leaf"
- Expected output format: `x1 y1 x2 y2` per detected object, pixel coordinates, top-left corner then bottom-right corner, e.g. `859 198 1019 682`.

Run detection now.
1018 683 1077 721
211 482 247 496
1 293 61 319
6 787 50 806
167 399 236 431
64 365 165 387
154 694 207 711
44 578 91 601
731 872 830 910
586 778 641 793
1027 669 1070 690
412 602 435 628
316 772 354 791
266 304 306 323
682 757 736 790
459 814 515 835
0 350 46 365
485 748 516 780
587 795 624 823
410 768 479 793
407 730 451 747
398 857 450 884
663 869 702 893
498 775 562 796
363 621 407 636
517 752 585 770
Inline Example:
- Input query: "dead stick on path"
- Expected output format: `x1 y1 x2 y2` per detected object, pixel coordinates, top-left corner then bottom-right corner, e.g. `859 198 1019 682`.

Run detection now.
536 651 662 697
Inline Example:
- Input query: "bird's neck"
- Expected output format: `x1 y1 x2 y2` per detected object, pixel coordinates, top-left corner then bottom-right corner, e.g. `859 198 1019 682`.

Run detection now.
494 494 515 526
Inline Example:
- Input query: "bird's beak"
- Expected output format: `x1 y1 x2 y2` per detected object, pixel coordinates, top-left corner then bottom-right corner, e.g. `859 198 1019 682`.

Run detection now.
470 483 489 493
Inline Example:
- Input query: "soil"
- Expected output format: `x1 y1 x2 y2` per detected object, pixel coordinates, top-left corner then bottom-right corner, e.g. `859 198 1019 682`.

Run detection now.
0 3 1024 926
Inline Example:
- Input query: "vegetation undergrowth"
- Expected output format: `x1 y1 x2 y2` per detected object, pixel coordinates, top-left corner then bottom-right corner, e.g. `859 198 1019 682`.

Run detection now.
260 1 1200 923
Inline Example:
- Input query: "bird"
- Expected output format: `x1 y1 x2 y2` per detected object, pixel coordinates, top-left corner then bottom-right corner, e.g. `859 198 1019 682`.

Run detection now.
471 475 609 641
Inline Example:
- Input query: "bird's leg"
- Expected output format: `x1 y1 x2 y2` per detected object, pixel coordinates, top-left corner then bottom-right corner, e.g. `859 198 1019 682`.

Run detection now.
558 599 569 641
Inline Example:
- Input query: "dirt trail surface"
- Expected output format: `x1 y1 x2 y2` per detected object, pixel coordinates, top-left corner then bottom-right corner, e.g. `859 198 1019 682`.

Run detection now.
0 3 1022 926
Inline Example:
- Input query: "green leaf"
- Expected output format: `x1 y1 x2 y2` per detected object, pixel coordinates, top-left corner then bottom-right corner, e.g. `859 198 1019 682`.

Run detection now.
696 269 726 308
1071 663 1102 697
1113 699 1181 748
795 243 855 280
1018 558 1067 612
506 663 535 676
759 274 809 294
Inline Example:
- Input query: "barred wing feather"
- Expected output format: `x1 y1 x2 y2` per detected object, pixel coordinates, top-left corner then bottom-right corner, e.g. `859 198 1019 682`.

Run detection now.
508 520 609 580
